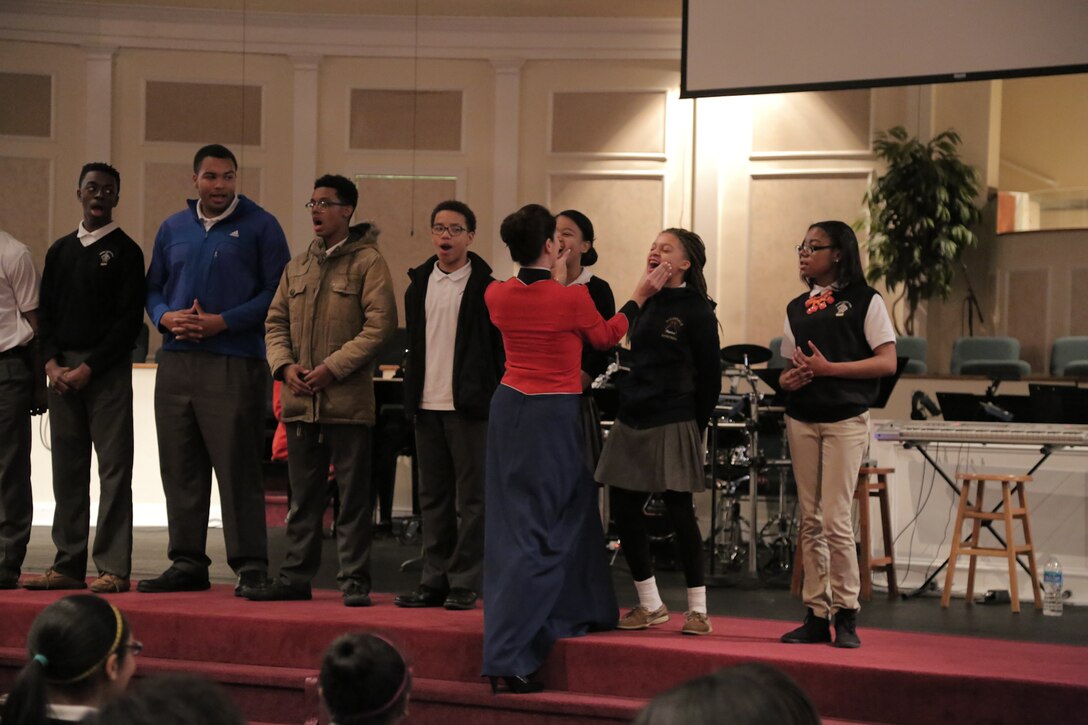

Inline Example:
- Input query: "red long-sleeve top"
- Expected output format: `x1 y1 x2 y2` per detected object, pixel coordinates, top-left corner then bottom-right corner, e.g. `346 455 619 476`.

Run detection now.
485 270 637 395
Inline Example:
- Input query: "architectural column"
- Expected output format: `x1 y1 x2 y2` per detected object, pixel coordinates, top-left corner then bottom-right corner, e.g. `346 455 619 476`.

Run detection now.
490 58 524 264
290 54 321 252
83 46 117 162
693 94 752 339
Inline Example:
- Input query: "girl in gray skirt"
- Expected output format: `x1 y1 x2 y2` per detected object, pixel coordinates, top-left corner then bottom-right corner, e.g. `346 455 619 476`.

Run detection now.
595 228 721 636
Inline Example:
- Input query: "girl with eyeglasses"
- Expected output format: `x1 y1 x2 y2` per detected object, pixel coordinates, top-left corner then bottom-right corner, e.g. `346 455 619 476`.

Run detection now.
596 228 722 637
1 594 139 724
778 221 896 649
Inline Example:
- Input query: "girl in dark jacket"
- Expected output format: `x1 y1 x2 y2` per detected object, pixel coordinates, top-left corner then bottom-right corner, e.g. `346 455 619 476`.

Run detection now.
596 228 722 637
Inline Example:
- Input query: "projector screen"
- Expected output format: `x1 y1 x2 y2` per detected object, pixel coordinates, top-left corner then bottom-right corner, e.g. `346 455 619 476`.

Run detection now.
682 0 1088 98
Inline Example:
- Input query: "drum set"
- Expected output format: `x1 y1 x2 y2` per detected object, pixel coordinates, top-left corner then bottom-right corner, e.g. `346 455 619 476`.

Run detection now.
708 344 797 586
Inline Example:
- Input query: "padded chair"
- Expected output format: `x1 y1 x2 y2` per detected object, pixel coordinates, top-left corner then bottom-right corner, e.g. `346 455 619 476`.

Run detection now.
768 336 788 369
1050 336 1088 377
950 336 1031 379
896 335 927 374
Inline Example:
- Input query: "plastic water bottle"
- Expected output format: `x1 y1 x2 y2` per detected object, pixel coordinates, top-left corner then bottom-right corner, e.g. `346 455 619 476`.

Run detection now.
1042 557 1063 617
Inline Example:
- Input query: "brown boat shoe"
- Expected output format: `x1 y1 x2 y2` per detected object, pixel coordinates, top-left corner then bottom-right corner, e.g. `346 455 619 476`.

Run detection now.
90 573 131 594
681 610 713 635
21 568 87 591
617 603 670 630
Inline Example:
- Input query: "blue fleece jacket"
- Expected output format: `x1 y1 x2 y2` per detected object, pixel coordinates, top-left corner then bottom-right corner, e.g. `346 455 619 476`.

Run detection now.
146 195 290 359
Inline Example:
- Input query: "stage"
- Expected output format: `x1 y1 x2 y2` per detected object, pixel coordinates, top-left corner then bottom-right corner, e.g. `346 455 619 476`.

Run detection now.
1 528 1086 724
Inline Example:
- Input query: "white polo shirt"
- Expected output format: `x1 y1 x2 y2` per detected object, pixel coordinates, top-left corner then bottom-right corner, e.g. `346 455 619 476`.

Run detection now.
0 230 40 352
420 260 472 411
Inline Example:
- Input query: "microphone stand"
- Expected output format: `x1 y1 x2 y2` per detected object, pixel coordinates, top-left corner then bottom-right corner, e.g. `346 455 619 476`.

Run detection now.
961 262 984 337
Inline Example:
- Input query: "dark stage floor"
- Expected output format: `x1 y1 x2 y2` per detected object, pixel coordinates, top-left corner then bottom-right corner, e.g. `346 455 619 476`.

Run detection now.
22 525 1087 647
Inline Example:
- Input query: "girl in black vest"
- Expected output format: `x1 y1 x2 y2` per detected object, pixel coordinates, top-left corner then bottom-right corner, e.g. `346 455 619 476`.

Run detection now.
778 221 896 649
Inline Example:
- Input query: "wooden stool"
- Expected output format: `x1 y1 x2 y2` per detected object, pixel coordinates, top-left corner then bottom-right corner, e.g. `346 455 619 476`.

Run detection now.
941 473 1041 613
790 467 898 600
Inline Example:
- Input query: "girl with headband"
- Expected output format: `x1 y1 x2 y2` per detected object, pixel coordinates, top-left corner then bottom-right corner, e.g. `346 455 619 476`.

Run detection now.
0 594 139 724
319 632 411 724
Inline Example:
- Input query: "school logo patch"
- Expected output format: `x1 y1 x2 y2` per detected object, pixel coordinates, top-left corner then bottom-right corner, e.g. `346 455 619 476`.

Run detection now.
98 250 114 267
661 316 683 341
835 300 853 317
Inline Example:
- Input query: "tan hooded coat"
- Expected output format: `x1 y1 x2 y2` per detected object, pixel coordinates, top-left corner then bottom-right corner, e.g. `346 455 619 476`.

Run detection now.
265 222 397 425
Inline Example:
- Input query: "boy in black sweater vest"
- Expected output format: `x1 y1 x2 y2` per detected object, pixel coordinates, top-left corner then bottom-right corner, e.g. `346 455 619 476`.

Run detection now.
24 163 145 594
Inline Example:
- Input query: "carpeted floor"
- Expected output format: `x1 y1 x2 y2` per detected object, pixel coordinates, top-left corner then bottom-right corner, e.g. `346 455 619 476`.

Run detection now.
18 524 1088 646
3 580 1086 725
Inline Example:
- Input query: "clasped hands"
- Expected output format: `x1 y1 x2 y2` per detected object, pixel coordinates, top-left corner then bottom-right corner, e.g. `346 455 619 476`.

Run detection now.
161 299 227 342
45 360 91 395
780 341 834 391
283 363 335 396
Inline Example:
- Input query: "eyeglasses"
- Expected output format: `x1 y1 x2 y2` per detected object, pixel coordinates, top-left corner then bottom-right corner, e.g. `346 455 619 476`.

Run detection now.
122 640 144 656
795 244 833 256
431 224 468 236
305 200 350 211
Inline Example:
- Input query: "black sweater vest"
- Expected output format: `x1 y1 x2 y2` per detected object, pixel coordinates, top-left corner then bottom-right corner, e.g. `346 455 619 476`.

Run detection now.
785 283 881 423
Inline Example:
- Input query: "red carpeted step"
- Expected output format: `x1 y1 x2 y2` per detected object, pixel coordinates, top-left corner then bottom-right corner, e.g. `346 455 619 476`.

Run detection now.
409 677 645 724
2 587 1086 725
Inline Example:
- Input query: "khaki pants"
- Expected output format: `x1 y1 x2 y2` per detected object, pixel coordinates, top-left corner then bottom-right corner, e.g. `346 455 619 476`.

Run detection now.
786 412 870 618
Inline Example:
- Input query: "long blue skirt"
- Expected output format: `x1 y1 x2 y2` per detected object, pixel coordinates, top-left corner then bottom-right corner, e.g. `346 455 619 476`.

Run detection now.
482 385 619 677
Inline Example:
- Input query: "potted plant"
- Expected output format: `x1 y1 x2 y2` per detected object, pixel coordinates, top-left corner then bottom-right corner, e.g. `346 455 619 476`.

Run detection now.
861 126 983 335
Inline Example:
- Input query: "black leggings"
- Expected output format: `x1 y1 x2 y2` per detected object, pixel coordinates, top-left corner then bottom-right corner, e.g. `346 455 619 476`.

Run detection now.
610 487 705 588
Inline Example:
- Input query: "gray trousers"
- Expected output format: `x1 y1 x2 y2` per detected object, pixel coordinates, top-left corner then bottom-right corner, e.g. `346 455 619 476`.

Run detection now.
0 354 32 578
414 410 487 592
282 421 373 591
154 350 268 575
47 353 133 578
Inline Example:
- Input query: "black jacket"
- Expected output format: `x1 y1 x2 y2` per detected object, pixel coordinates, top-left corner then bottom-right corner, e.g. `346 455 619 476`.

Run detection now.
403 252 504 420
616 286 721 431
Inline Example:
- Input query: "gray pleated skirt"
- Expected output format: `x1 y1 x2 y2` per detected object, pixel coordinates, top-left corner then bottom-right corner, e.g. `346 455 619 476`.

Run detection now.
594 418 706 493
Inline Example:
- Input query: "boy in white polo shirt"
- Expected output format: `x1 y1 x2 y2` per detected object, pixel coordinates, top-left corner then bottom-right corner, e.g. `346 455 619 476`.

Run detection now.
395 200 503 611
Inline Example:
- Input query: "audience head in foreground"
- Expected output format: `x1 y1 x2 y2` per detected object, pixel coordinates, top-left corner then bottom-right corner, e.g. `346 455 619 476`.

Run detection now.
633 662 821 725
93 673 244 725
0 594 137 725
320 632 412 725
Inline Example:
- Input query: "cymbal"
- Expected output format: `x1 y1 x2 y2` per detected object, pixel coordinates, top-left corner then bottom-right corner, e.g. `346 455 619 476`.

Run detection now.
720 344 772 365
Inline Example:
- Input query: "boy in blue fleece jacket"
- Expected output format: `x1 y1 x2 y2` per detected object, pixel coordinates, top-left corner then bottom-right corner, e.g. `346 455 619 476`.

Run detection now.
140 144 290 595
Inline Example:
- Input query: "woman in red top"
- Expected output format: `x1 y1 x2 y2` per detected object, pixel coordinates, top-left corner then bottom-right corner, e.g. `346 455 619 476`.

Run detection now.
482 204 668 694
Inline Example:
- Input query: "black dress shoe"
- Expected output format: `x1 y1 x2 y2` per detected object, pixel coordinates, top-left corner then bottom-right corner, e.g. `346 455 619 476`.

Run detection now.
235 570 270 597
244 578 312 602
444 587 478 610
393 585 448 608
488 675 543 695
342 581 372 608
136 566 211 593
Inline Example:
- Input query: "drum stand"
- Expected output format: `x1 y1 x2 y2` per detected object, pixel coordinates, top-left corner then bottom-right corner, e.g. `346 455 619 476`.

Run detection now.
707 351 794 588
